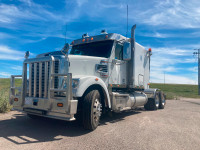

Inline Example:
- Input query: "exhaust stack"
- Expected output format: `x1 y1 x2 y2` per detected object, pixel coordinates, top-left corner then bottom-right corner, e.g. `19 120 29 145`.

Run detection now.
128 24 136 88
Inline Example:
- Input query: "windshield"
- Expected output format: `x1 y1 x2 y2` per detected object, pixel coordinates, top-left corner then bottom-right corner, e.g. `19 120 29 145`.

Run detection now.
70 40 114 58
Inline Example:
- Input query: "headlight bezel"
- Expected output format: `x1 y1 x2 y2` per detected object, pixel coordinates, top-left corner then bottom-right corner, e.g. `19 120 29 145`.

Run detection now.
72 78 80 89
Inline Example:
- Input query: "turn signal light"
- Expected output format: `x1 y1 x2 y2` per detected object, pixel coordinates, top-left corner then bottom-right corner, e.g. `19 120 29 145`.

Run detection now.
91 37 93 40
82 39 85 42
57 103 63 107
14 98 18 101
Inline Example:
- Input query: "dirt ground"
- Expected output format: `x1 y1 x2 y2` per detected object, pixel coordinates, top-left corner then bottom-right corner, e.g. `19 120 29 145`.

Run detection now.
0 98 200 150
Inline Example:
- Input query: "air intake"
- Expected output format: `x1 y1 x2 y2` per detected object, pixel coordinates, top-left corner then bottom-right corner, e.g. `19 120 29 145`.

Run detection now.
82 33 89 38
101 29 107 34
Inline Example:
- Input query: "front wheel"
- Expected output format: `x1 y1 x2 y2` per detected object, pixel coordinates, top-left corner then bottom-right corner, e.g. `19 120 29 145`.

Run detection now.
82 90 102 130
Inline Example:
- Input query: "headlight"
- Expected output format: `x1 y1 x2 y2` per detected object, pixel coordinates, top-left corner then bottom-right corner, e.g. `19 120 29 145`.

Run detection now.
72 79 80 89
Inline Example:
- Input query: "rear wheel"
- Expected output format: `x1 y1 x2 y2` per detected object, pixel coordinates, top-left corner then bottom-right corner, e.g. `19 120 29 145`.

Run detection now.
82 90 102 130
144 92 159 110
159 91 166 109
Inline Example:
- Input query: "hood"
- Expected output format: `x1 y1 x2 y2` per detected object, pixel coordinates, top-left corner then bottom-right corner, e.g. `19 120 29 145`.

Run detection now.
68 55 107 78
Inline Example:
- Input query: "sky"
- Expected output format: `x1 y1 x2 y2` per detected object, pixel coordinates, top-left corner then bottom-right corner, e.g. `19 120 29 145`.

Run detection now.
0 0 199 84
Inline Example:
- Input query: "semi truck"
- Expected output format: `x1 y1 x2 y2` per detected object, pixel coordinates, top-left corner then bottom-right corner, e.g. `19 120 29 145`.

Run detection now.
10 25 166 130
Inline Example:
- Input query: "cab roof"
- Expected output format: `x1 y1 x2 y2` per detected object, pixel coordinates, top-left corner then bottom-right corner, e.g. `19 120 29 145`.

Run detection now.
71 33 130 46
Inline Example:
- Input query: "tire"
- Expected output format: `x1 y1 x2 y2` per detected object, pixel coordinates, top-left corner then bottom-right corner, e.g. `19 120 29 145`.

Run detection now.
144 92 159 111
159 91 166 109
82 90 102 130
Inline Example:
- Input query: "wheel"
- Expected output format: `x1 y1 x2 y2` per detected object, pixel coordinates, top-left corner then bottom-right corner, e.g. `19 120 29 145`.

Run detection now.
144 92 159 110
82 90 102 130
159 91 166 109
27 113 41 119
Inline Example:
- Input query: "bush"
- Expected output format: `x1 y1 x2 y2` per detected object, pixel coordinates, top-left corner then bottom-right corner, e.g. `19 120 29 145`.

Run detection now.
0 89 12 113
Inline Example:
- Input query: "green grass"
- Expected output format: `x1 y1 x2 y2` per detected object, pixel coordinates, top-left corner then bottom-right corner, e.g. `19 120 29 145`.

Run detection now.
150 83 200 100
0 78 21 113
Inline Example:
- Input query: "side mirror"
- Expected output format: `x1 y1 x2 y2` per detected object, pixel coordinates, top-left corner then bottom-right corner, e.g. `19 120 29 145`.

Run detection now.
123 42 131 61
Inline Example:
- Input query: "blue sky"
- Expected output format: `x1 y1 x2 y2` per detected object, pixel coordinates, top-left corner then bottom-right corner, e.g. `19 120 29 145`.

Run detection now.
0 0 199 84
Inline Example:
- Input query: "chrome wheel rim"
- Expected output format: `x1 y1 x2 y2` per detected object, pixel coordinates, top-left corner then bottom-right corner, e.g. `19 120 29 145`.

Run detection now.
93 98 102 123
155 96 159 108
162 98 165 106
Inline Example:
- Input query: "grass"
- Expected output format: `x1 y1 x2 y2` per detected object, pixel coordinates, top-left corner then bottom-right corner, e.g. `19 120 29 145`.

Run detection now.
150 83 200 100
0 78 21 113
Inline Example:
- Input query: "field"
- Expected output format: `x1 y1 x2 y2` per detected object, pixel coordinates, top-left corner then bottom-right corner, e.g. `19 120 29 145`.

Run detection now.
0 78 200 113
150 83 200 99
0 78 21 113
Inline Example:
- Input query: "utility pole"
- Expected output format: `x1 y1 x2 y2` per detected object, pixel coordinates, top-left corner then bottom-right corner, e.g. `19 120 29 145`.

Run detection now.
164 71 165 85
193 49 200 95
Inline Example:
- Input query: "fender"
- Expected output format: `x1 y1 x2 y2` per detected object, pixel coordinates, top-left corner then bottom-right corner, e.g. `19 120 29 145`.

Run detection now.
144 88 158 99
72 76 111 108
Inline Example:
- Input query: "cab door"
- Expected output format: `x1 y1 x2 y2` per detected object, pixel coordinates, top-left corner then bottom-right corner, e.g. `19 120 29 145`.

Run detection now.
109 42 127 85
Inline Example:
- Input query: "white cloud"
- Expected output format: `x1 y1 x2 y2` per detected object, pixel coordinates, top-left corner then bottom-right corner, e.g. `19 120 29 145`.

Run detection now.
152 47 192 56
150 71 197 84
0 72 11 78
187 67 198 72
10 65 22 71
0 45 24 60
148 47 194 70
147 46 197 84
129 0 200 28
76 0 88 7
0 32 13 39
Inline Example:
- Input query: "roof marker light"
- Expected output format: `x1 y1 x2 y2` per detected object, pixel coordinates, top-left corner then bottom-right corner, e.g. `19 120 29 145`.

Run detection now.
148 48 152 52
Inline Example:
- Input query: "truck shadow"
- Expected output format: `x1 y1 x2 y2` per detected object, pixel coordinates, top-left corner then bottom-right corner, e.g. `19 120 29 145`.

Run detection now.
0 110 142 145
100 110 141 126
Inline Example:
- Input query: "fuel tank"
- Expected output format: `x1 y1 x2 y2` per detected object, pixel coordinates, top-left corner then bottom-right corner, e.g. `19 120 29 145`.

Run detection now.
111 91 148 112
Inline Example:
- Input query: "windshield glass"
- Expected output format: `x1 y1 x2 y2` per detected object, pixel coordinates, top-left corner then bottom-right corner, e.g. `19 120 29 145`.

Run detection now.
70 40 114 58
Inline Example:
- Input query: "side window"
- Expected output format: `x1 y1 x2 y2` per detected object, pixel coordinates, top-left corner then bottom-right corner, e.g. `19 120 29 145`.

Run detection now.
115 43 123 60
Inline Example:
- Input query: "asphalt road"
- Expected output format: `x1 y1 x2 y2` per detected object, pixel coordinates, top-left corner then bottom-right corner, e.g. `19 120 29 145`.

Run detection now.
0 98 200 150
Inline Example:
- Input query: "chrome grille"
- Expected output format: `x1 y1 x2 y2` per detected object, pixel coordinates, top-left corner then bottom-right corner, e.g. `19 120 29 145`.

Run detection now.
29 60 59 98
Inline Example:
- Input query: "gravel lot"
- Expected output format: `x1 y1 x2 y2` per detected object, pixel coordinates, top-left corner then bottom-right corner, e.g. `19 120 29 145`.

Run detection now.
0 98 200 150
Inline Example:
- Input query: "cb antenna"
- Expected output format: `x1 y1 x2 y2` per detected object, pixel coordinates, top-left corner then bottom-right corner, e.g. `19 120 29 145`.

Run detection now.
65 24 67 44
126 4 128 38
